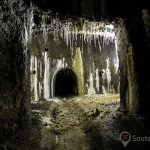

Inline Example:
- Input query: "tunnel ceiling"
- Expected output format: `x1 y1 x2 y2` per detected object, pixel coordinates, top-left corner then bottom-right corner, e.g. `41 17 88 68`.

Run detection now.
24 0 81 16
23 0 150 19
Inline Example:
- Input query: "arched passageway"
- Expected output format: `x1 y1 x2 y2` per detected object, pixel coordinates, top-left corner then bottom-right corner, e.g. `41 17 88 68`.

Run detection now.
54 68 78 97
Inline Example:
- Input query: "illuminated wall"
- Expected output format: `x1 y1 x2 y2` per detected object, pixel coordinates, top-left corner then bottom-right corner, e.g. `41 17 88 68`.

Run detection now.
26 6 120 101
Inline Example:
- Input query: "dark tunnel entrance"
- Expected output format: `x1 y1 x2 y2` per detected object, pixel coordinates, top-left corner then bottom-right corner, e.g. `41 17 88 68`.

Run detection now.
54 68 78 98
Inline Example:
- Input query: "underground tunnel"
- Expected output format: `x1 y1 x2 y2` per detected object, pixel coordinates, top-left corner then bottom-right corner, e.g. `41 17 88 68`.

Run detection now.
1 0 150 150
54 68 78 97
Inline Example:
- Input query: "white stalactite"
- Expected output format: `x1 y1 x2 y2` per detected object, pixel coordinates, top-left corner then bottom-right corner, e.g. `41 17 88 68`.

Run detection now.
30 55 38 101
106 57 111 93
96 68 99 92
26 5 116 52
88 73 96 95
43 52 50 99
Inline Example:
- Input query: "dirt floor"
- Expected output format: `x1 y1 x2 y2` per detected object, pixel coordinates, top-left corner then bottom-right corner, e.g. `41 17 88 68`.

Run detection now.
1 94 150 150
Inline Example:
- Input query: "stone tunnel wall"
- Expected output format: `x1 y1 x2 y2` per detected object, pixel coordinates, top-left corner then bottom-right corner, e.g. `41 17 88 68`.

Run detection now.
115 19 139 114
27 12 120 101
29 33 119 101
24 0 150 116
1 1 150 142
0 0 31 136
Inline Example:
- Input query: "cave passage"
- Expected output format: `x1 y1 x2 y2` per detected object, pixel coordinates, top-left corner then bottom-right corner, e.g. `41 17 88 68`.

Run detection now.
54 68 78 97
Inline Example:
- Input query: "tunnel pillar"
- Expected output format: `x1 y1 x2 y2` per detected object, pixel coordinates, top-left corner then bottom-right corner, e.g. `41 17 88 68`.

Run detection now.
117 13 150 117
126 11 150 117
0 0 31 138
116 19 139 114
72 47 84 96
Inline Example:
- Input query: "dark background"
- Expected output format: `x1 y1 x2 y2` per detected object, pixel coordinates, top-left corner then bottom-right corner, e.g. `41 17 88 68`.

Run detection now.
24 0 150 19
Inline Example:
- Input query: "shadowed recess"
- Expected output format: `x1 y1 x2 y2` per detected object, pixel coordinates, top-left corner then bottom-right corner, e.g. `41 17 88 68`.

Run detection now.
54 68 78 97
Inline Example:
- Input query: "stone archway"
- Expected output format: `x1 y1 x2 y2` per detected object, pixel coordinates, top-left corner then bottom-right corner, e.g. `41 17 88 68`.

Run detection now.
52 68 78 98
